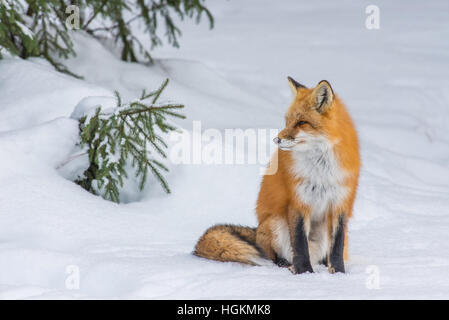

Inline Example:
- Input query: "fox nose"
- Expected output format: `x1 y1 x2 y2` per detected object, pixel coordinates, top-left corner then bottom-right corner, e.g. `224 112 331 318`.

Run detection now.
273 137 281 144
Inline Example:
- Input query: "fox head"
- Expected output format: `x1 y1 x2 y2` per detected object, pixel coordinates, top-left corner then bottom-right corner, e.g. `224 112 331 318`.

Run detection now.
274 77 337 151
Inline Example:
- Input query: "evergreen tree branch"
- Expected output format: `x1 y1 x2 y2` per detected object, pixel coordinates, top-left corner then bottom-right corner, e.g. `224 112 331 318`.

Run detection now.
82 0 108 30
1 0 214 76
75 79 184 203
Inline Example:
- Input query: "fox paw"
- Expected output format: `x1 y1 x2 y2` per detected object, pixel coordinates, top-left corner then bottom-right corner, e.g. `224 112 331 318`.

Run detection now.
276 258 292 268
288 265 296 274
328 264 345 274
288 264 313 274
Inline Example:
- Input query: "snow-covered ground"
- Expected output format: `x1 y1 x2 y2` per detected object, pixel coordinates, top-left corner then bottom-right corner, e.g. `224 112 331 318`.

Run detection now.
1 0 449 299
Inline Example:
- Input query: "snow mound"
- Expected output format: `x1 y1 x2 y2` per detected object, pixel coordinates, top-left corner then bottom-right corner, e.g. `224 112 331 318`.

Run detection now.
71 96 118 120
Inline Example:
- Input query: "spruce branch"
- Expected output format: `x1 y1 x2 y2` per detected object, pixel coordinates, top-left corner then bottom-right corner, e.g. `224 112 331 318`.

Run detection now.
75 79 184 203
82 0 108 30
1 1 214 76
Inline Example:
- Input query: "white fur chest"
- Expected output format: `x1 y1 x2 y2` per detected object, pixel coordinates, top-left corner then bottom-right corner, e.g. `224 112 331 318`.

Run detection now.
290 136 348 220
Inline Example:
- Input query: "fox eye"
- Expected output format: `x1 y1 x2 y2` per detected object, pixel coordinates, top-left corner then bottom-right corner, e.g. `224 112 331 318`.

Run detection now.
295 120 308 127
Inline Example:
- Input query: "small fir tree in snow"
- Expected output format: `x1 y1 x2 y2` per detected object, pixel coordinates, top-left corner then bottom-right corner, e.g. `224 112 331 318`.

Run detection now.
76 79 185 203
0 0 213 76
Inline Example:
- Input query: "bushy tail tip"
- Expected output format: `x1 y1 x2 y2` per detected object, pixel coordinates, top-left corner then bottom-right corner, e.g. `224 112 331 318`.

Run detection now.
194 224 267 265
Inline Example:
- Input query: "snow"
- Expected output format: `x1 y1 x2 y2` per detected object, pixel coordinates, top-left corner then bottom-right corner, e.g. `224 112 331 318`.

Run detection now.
1 0 449 299
70 96 117 120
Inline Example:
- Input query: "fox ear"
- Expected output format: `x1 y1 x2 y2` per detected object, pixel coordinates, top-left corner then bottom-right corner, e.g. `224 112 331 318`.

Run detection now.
287 76 306 94
313 80 334 113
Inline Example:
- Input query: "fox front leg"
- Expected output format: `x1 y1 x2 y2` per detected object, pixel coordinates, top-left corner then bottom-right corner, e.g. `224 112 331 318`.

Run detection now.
289 215 313 274
328 214 346 274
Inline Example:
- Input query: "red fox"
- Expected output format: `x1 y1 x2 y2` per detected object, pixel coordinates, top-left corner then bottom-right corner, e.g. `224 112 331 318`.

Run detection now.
194 77 360 274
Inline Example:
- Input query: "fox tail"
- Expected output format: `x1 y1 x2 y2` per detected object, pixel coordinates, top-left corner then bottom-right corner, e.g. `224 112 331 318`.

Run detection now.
194 224 267 265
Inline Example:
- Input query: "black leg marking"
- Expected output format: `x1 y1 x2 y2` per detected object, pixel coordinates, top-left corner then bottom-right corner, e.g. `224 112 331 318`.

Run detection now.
319 256 328 267
274 254 292 268
329 215 346 273
292 216 313 274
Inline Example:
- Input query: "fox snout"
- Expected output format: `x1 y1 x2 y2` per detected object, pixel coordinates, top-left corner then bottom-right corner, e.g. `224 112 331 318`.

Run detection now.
273 134 299 150
274 126 296 143
273 136 293 145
